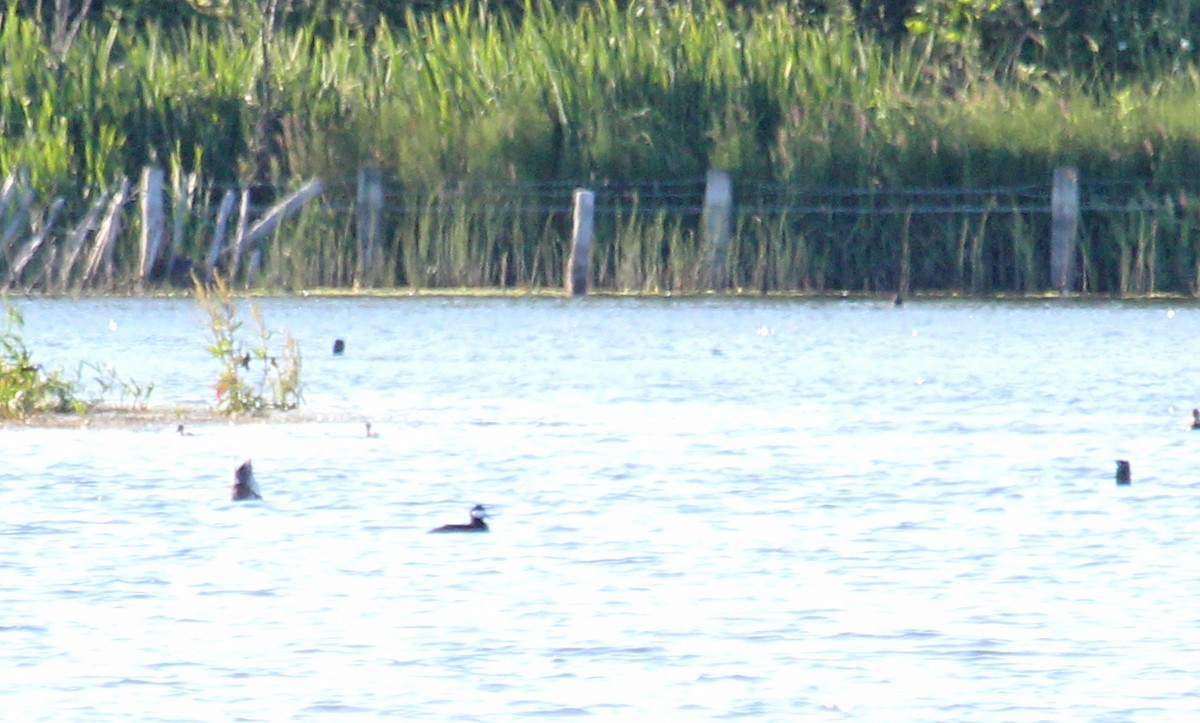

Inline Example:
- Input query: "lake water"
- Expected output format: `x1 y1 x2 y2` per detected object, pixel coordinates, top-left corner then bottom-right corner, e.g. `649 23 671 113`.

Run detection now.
2 295 1198 720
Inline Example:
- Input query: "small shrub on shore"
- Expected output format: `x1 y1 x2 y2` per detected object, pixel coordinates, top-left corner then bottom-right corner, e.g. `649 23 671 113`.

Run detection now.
0 307 81 417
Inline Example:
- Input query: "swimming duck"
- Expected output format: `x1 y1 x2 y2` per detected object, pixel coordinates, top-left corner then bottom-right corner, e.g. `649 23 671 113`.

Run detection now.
231 460 262 501
430 504 489 533
1115 460 1132 485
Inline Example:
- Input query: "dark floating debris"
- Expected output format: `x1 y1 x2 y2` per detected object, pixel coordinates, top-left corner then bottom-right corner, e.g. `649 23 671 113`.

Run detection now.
430 504 489 534
333 338 346 355
232 459 263 501
1115 460 1131 486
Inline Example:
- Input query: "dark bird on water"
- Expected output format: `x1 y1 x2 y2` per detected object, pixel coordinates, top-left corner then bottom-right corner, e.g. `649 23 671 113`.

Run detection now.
1115 460 1132 486
1191 408 1200 430
430 504 489 533
232 460 262 500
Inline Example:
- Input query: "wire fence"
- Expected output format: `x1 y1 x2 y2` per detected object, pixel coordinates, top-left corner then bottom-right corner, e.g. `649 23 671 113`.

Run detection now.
302 173 1200 218
5 166 1200 294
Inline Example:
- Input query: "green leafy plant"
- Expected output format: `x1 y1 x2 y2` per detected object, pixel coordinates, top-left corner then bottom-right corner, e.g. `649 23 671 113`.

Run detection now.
80 361 156 410
0 306 153 418
195 275 303 415
0 306 81 417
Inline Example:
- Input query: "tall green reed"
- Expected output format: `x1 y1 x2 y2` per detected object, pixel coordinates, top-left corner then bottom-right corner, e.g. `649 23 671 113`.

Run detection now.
4 0 1200 294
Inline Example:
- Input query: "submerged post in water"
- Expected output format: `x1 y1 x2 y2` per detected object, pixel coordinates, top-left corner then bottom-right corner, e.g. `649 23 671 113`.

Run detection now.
567 188 594 296
1051 166 1080 295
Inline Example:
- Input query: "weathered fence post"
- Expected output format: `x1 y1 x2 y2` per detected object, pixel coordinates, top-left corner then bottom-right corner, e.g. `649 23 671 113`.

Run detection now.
703 169 733 290
168 170 196 278
566 188 594 296
241 179 325 253
205 189 238 280
231 188 252 281
1050 166 1080 295
0 188 33 260
139 166 165 285
0 169 31 254
81 177 131 289
3 198 63 291
356 167 384 288
57 192 110 292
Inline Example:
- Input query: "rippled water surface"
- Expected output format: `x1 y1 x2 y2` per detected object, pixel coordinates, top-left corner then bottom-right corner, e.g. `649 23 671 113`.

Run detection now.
3 295 1200 720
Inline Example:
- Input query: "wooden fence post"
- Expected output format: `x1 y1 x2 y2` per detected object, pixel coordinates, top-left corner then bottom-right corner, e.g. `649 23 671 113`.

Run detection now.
57 192 110 292
167 169 194 282
356 167 385 288
1051 166 1080 294
81 177 131 289
205 189 238 281
0 171 33 258
240 178 325 253
0 190 33 260
139 167 165 285
703 169 733 290
3 198 62 291
566 188 594 296
231 188 252 281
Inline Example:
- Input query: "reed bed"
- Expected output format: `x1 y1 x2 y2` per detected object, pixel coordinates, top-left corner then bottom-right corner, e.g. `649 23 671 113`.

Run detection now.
2 1 1200 294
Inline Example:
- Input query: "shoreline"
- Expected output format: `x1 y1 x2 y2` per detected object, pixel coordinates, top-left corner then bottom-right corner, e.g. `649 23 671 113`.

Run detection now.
4 287 1199 303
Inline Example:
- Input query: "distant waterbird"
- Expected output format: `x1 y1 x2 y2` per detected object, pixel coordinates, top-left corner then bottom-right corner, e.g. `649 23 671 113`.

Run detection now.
430 504 489 533
333 338 345 355
232 460 262 500
1191 408 1200 430
1115 460 1132 486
